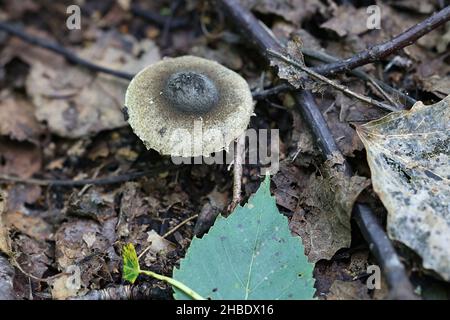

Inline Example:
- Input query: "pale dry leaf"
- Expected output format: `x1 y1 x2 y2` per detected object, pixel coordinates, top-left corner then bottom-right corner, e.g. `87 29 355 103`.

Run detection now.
320 5 369 37
357 95 450 280
145 230 176 255
50 265 81 300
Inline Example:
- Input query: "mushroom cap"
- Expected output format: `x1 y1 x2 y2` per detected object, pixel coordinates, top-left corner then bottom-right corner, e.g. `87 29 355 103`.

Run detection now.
125 56 254 157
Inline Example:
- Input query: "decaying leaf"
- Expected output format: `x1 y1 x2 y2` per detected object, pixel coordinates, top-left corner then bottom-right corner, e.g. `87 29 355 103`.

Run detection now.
50 265 82 300
320 5 370 37
0 92 42 143
240 0 325 26
6 211 54 241
292 155 370 262
269 35 320 91
25 31 160 138
327 280 370 300
0 139 42 179
357 95 450 280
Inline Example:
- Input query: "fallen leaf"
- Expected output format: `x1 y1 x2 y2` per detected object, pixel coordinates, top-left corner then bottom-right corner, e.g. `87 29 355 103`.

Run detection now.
145 230 176 255
320 5 370 37
6 211 53 241
25 31 160 138
50 265 82 300
241 0 325 26
174 175 316 299
357 95 450 280
55 220 114 270
0 139 42 178
327 280 370 300
0 91 42 143
421 75 450 99
292 155 370 262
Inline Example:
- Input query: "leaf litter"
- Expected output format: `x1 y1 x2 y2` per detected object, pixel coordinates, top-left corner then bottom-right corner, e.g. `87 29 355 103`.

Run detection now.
357 95 450 280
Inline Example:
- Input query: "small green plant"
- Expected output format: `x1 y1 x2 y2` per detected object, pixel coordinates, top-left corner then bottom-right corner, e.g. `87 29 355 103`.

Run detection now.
122 243 205 300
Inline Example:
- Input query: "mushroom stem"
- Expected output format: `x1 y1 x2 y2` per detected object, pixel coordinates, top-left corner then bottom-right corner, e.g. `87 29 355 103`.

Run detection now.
229 137 245 211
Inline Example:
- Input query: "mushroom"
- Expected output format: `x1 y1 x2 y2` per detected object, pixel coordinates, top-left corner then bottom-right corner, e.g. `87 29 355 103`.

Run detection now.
124 56 254 158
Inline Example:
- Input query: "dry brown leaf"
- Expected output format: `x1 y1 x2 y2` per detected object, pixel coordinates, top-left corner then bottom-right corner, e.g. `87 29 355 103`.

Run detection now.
25 31 160 138
291 155 370 262
0 139 42 178
0 92 42 143
327 280 371 300
241 0 325 25
6 211 53 241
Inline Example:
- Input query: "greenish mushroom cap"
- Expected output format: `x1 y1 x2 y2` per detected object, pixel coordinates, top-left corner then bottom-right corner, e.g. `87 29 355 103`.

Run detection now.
125 56 254 157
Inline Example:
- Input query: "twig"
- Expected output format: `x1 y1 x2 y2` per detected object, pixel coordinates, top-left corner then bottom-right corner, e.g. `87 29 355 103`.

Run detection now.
130 4 189 29
0 166 177 187
312 6 450 76
161 0 184 48
218 0 418 300
302 48 417 107
0 21 134 80
138 214 199 260
70 284 156 300
267 49 399 112
252 83 292 100
162 214 198 239
229 138 245 212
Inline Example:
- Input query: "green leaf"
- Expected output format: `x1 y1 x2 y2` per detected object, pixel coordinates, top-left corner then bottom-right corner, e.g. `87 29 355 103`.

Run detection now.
173 175 316 300
357 95 450 281
122 243 140 284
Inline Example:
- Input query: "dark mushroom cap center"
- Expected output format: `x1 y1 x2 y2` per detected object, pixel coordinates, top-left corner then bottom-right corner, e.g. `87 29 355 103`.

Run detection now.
163 71 219 114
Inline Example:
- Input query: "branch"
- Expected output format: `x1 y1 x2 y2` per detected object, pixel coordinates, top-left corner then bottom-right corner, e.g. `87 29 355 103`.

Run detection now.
0 166 180 187
312 6 450 76
130 4 190 29
0 22 134 80
302 48 417 107
268 49 399 112
218 0 418 300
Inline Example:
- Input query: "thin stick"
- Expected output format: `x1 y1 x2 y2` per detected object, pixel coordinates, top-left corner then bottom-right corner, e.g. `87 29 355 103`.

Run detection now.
0 22 134 80
138 214 199 260
252 83 291 100
229 138 245 211
0 166 175 187
312 6 450 76
366 77 400 109
267 49 399 112
302 48 417 107
130 4 189 29
162 214 198 239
